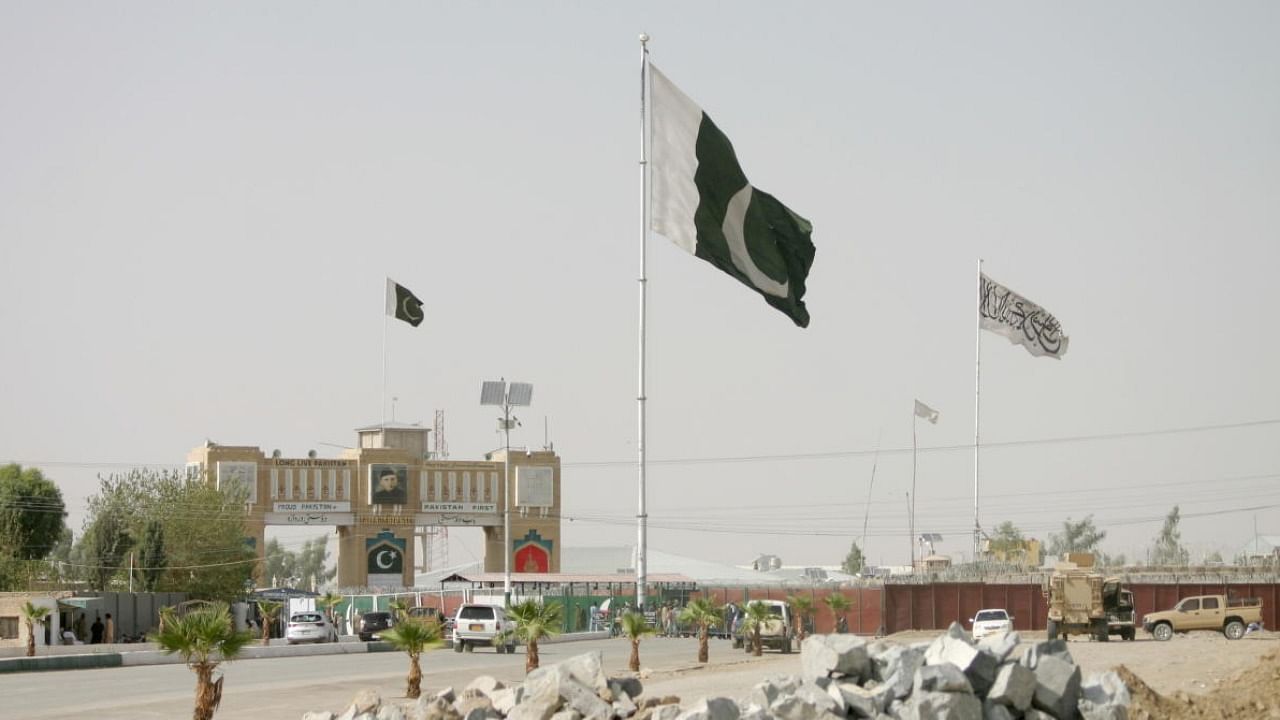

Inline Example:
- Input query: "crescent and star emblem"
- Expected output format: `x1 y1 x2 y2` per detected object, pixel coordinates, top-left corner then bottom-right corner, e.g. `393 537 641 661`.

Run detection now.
376 549 396 570
401 297 423 323
722 184 789 298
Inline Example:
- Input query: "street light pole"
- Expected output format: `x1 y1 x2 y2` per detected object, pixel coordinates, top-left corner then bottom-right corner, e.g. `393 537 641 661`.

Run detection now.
481 379 533 609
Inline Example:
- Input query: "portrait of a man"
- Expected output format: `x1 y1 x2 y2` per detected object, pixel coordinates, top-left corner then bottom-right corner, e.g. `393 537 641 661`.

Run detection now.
368 464 408 505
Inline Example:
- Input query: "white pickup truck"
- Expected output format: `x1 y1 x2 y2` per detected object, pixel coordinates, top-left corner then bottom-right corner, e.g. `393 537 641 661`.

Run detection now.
731 600 794 654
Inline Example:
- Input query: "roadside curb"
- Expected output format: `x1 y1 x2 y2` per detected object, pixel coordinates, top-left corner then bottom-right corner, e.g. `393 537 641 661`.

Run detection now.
0 631 610 674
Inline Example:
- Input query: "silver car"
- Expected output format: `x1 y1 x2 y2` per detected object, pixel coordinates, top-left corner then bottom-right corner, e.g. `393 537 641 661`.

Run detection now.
285 611 337 644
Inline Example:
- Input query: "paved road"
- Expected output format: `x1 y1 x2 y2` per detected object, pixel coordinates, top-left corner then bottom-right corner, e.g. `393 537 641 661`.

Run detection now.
2 637 799 719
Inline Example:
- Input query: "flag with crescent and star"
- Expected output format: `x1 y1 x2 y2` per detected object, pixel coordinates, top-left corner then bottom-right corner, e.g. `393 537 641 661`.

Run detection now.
648 64 816 328
385 278 424 327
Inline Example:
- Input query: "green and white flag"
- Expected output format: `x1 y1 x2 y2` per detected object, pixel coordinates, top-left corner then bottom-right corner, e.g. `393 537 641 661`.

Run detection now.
385 278 424 327
649 64 816 328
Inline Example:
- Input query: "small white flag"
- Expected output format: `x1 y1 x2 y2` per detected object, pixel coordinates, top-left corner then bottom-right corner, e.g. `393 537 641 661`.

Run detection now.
914 400 939 424
979 273 1069 359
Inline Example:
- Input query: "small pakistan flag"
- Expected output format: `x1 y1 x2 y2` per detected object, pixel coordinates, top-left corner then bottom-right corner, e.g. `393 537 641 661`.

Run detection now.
385 278 424 327
649 64 816 328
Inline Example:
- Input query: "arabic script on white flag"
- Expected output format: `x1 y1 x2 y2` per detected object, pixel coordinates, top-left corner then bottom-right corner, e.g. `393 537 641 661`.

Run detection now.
979 274 1069 359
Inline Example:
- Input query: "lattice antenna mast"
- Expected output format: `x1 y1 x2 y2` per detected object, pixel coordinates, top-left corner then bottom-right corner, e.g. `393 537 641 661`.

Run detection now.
433 409 449 459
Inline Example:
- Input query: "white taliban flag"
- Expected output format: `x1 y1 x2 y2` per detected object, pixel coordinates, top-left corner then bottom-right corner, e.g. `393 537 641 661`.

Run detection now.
649 64 816 328
979 273 1069 359
914 400 939 424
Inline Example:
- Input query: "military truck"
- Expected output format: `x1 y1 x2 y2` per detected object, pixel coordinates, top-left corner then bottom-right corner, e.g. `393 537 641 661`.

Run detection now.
1043 554 1134 641
1142 594 1263 641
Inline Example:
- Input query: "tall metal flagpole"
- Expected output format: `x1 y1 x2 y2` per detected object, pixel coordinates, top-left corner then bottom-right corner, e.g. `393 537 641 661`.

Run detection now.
973 259 984 562
911 412 917 570
382 282 389 430
636 33 651 609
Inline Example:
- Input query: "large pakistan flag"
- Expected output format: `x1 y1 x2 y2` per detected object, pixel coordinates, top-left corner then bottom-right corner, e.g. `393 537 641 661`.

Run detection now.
649 64 816 328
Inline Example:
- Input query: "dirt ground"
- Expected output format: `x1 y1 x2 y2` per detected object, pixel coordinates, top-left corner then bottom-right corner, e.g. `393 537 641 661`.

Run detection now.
886 629 1280 718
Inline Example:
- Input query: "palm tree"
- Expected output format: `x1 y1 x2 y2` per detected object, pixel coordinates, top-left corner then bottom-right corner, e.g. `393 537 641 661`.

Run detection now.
152 601 253 720
317 592 343 622
378 618 442 699
508 599 563 672
741 601 773 656
19 602 51 658
255 600 283 645
823 592 851 633
619 611 655 672
678 598 723 663
787 594 814 642
388 598 410 622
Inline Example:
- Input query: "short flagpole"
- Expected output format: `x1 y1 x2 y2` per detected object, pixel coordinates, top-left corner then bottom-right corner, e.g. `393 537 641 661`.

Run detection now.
973 259 984 562
636 33 651 609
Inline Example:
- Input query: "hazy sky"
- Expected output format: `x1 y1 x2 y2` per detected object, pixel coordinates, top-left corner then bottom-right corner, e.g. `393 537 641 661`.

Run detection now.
2 2 1278 571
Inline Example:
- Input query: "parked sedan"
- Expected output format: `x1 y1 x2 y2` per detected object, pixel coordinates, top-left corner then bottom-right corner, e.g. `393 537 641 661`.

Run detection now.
969 608 1014 640
285 612 337 644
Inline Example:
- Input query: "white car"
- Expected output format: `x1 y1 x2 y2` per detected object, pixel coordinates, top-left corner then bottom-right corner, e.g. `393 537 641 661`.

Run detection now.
970 608 1014 640
285 611 337 644
451 604 516 653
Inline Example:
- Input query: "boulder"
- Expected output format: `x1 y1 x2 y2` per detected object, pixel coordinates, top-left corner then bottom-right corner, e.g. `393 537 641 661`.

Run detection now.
506 700 560 720
376 705 405 720
986 662 1035 711
912 664 972 695
454 689 494 717
674 697 741 720
559 652 610 693
491 687 524 716
1030 654 1082 720
831 681 885 718
1019 639 1074 670
610 678 644 701
770 686 844 720
750 675 801 709
924 635 997 694
549 711 583 720
413 697 462 720
303 713 336 720
977 631 1021 663
907 691 981 720
801 634 871 682
1079 670 1131 720
465 676 506 697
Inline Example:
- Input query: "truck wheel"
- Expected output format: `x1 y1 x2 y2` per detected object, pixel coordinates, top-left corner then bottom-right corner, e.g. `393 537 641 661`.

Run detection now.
781 637 792 654
1046 619 1059 641
453 640 463 653
1124 628 1135 641
1094 619 1109 642
464 641 474 652
1224 621 1245 640
1152 623 1173 641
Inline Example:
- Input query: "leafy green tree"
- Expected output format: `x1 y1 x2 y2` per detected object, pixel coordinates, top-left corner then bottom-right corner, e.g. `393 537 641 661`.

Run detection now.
263 535 334 589
87 505 133 591
0 464 68 561
619 611 654 672
379 618 442 698
20 601 51 657
509 599 563 671
678 598 723 663
1206 550 1224 564
1150 505 1190 566
841 541 865 575
388 598 410 622
79 469 253 599
988 521 1026 557
823 592 851 633
787 594 814 641
1046 515 1107 557
152 601 252 720
140 519 167 592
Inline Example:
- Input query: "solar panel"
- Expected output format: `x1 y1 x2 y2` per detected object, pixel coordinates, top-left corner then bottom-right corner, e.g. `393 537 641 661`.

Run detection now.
507 382 533 407
480 380 507 406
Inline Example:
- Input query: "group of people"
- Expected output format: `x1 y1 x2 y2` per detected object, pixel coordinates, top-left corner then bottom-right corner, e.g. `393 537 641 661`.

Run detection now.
60 612 116 645
584 599 748 638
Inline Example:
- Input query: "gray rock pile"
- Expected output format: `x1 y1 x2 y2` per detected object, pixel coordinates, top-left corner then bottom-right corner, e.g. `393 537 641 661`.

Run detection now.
304 626 1130 720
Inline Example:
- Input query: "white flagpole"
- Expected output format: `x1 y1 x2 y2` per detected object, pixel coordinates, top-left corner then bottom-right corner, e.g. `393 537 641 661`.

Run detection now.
911 412 917 570
973 259 984 562
382 280 389 430
636 33 651 609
